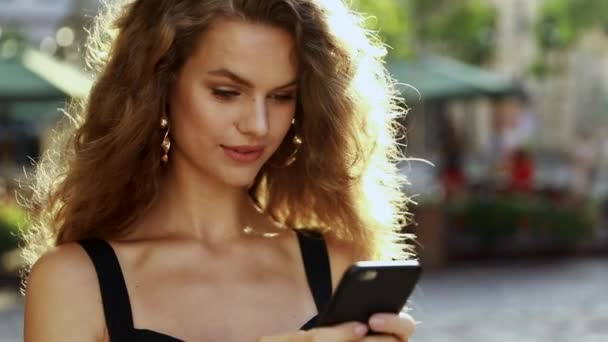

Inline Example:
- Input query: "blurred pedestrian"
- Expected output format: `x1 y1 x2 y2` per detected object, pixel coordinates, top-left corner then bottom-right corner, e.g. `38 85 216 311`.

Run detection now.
569 129 597 201
598 130 608 223
508 148 535 194
21 1 417 341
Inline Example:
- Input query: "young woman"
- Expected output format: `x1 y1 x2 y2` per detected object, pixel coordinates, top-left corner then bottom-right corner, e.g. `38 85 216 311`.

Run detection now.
22 0 417 340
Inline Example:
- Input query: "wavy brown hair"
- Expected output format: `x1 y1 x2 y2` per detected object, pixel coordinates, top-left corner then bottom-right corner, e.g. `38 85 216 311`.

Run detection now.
22 0 414 271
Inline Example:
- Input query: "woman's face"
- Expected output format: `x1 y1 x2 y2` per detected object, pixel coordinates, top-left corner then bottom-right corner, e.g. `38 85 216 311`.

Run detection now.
168 19 298 187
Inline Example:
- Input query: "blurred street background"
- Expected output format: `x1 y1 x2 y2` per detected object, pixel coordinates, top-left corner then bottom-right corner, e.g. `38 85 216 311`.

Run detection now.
1 0 608 341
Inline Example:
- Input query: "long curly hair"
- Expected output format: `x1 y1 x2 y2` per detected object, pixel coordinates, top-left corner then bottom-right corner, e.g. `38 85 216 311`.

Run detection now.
22 0 414 271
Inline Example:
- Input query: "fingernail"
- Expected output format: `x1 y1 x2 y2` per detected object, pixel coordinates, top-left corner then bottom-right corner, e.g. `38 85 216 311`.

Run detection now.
370 316 385 326
354 324 368 336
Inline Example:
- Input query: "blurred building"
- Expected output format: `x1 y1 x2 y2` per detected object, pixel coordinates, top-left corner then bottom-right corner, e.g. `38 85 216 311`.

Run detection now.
490 0 542 79
0 0 101 66
0 0 100 41
490 0 608 151
400 0 608 198
0 0 73 41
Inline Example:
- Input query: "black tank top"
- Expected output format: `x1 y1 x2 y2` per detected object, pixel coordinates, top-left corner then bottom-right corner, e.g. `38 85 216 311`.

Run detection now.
78 229 332 341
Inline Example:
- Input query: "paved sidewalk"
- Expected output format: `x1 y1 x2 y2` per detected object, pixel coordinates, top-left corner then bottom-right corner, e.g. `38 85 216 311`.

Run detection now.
1 257 607 341
0 289 22 342
409 257 608 342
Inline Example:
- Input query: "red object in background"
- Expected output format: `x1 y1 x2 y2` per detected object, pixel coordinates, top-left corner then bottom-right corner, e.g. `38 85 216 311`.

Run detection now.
442 167 465 198
509 150 534 192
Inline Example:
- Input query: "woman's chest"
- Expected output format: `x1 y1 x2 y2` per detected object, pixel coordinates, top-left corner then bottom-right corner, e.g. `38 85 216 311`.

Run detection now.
117 263 317 341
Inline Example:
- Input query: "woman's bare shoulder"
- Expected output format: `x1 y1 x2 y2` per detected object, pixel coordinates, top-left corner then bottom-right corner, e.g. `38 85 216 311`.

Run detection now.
24 243 105 341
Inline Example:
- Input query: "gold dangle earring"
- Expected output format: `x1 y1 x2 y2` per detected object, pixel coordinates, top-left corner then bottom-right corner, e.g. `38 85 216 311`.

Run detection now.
284 118 302 167
160 115 171 164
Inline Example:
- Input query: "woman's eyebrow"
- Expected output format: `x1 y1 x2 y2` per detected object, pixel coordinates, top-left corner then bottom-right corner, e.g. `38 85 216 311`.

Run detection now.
208 68 253 87
274 79 298 90
207 68 297 90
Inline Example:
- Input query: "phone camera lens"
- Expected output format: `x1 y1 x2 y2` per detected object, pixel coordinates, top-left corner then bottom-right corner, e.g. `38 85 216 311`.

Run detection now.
359 270 378 281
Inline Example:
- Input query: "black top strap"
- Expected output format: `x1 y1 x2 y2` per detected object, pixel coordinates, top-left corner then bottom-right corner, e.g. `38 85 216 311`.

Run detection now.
79 239 134 339
296 230 333 313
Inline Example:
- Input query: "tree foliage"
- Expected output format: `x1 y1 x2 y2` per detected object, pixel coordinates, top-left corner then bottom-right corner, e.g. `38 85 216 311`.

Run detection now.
349 0 413 58
413 0 497 65
350 0 498 65
536 0 608 50
531 0 608 77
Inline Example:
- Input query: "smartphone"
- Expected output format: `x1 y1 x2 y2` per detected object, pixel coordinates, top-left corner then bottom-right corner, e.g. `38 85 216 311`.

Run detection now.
314 260 422 328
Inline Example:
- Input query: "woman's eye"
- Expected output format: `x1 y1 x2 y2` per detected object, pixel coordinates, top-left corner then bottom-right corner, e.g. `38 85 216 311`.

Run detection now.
270 93 296 102
212 89 240 100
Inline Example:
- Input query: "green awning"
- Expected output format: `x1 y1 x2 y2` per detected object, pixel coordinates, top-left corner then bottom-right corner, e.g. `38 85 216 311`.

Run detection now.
0 57 65 100
388 55 516 101
0 47 93 123
7 100 65 121
20 48 93 99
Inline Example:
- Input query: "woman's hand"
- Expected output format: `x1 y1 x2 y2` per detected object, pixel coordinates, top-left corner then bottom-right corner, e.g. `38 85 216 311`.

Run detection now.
257 322 369 341
257 312 416 342
364 312 416 341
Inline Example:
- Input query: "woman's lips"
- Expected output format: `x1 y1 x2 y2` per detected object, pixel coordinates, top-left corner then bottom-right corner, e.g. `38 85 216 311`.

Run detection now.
221 145 265 163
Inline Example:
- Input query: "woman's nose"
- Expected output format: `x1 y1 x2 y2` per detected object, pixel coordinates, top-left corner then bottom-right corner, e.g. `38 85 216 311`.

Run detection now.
239 96 269 137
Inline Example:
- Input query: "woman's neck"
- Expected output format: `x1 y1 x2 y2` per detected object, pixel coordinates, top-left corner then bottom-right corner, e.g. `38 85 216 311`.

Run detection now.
144 159 255 245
